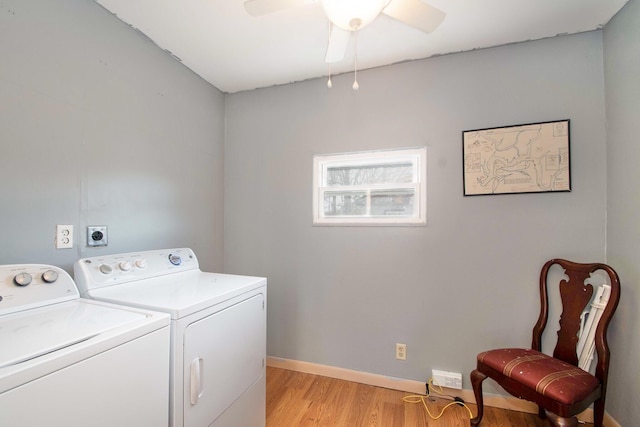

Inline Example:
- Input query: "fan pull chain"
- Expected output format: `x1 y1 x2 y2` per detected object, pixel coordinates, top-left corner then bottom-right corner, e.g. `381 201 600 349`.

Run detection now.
352 30 359 90
327 20 333 89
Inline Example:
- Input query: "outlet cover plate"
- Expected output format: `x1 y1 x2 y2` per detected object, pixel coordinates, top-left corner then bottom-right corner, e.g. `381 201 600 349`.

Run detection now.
87 226 108 247
396 343 407 360
56 225 73 249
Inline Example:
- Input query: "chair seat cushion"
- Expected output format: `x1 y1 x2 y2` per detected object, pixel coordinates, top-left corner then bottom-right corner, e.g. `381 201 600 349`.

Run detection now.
477 348 599 405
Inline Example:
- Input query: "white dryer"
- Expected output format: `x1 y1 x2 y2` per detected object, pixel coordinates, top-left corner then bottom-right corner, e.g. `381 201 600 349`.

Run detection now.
73 248 267 427
0 263 171 427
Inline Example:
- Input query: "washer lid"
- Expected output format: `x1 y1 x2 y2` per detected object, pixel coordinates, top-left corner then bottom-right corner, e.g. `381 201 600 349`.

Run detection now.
86 270 266 319
0 300 149 368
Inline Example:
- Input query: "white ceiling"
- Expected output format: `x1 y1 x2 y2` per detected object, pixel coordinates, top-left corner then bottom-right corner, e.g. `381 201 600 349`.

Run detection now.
96 0 628 93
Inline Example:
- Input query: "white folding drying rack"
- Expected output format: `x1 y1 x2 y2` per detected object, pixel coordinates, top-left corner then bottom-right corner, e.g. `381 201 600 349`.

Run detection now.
576 284 611 372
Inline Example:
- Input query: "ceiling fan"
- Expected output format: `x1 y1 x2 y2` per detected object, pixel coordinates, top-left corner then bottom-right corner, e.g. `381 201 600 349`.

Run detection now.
243 0 446 64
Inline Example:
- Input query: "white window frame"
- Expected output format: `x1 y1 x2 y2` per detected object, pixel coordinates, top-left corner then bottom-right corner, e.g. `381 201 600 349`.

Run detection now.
313 147 427 226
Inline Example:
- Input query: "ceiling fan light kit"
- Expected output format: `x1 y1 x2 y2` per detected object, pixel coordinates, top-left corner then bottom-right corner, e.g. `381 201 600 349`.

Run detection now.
322 0 391 31
243 0 446 91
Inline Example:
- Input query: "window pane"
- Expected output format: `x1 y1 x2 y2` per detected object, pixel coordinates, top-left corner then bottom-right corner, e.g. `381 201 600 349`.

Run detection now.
370 189 415 216
323 191 367 216
313 147 426 225
326 162 413 186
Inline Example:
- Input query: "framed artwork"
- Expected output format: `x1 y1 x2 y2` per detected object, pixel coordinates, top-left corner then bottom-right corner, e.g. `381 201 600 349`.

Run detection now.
462 120 571 196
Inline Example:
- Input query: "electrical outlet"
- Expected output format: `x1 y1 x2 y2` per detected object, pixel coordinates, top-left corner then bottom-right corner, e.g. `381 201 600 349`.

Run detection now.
87 226 108 247
56 225 73 249
432 369 463 389
396 343 407 360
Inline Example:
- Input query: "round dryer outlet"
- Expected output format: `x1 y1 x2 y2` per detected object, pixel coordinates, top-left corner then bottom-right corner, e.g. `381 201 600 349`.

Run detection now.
87 226 108 247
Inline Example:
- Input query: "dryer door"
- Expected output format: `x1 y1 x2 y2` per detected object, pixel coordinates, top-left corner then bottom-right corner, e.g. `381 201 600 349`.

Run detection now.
183 293 266 427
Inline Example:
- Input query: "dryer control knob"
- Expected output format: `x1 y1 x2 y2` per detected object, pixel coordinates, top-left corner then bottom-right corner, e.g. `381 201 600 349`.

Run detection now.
135 259 147 269
99 264 113 275
42 270 59 283
168 254 182 266
14 272 33 286
119 261 132 271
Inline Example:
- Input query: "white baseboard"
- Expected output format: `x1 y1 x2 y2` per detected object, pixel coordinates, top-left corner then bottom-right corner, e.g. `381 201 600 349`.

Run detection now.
266 356 620 427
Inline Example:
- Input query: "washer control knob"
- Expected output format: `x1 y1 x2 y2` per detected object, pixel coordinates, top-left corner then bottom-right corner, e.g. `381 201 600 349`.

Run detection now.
99 264 113 275
135 259 147 269
119 261 132 271
14 272 33 286
42 270 59 283
168 254 182 266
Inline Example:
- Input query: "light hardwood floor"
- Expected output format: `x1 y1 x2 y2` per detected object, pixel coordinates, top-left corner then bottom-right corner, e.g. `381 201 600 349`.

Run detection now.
266 367 594 426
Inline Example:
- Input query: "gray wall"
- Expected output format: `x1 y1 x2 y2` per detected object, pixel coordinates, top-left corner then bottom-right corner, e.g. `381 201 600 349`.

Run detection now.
604 0 640 425
0 0 225 272
225 32 609 387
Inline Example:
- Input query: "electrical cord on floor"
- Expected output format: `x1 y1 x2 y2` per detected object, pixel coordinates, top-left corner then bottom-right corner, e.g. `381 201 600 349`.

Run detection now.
402 378 474 420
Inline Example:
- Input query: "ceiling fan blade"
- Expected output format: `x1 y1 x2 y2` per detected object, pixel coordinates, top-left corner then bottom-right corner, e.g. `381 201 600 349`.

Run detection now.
243 0 305 16
382 0 445 34
325 25 351 63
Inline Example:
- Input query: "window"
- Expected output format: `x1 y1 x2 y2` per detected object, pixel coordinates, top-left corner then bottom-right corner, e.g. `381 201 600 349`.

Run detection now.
313 147 427 225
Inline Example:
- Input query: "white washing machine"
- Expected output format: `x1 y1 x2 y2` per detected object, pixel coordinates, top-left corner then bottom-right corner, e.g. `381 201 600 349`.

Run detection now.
0 263 171 427
73 248 267 427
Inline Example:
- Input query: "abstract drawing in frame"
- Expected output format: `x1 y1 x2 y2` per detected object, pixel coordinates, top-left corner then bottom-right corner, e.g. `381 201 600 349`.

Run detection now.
462 120 571 196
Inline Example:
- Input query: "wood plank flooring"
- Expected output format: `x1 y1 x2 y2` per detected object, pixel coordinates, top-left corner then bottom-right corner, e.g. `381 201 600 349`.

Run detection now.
266 367 594 426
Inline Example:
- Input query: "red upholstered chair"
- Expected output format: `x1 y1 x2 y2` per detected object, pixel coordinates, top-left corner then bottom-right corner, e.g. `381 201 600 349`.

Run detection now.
470 259 621 427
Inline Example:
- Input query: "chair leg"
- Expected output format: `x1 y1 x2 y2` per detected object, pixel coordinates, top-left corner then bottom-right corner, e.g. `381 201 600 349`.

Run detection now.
538 406 546 419
593 398 605 427
470 369 487 426
544 411 579 427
